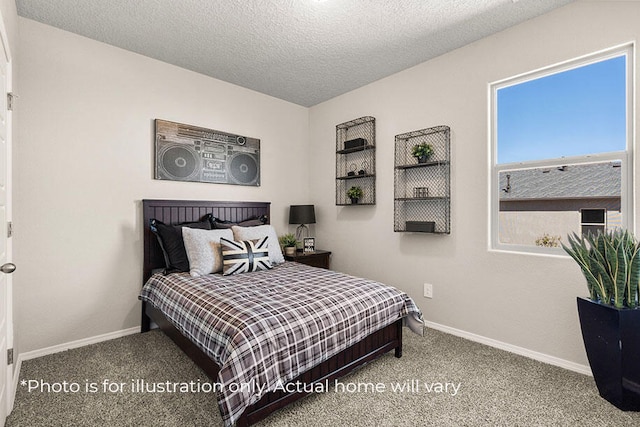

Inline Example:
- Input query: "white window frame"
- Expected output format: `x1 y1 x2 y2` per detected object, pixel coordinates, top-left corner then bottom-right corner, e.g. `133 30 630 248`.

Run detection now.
489 43 634 256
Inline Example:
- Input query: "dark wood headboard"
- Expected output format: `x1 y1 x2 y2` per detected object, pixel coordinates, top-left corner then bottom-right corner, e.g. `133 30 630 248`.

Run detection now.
142 199 271 282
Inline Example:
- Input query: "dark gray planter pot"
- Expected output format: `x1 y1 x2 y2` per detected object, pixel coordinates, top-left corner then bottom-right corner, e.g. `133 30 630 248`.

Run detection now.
577 297 640 411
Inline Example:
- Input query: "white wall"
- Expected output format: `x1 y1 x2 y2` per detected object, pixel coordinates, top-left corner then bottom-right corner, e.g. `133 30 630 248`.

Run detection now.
309 1 640 367
0 0 16 52
14 18 310 353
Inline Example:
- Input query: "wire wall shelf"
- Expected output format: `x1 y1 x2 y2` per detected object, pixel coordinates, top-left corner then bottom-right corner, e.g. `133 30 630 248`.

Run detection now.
336 116 376 206
394 125 451 233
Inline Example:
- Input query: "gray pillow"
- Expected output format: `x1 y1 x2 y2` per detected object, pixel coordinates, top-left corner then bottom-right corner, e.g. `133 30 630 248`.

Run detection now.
182 228 233 276
231 225 285 264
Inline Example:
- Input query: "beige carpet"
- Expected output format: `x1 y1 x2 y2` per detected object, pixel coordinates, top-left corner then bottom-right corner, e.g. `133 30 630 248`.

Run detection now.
7 328 640 426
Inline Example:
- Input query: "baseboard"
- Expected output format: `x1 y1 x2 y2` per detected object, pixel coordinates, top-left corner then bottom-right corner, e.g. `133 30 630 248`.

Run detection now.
425 320 593 376
18 327 139 362
9 326 138 417
9 357 21 415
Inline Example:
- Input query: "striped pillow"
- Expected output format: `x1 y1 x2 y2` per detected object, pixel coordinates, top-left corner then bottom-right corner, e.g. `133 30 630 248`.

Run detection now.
220 237 272 276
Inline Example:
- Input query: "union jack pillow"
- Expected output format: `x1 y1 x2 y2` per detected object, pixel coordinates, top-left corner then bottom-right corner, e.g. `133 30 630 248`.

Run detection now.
220 237 273 276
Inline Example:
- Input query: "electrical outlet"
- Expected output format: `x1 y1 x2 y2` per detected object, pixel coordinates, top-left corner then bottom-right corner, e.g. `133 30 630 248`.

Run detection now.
423 283 433 299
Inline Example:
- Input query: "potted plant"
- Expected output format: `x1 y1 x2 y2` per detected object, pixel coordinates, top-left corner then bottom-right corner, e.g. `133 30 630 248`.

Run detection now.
411 143 434 163
346 186 363 204
563 229 640 411
279 233 297 256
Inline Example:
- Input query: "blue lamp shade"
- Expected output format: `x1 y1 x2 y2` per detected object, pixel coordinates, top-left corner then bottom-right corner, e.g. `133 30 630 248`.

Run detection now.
289 205 316 242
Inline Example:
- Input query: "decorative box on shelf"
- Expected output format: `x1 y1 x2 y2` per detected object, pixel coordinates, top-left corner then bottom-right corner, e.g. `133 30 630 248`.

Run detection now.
405 221 436 233
344 138 367 151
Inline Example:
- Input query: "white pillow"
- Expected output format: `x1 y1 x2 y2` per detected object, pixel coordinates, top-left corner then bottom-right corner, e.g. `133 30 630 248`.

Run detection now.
182 227 233 276
231 225 285 264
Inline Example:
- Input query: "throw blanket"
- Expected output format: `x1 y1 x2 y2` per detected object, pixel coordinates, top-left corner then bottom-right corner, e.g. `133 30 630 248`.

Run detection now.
140 262 423 426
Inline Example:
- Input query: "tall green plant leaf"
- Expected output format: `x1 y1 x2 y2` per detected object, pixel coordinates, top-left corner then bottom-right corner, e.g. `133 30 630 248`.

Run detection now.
586 232 613 303
614 238 628 309
588 255 610 303
628 243 640 308
604 238 620 306
588 232 607 268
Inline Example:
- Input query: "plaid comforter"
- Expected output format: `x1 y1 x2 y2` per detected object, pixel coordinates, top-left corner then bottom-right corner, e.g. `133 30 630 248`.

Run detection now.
139 262 423 426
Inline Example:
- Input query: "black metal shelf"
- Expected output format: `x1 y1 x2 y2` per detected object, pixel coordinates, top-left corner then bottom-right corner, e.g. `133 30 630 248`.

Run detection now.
336 116 376 206
412 231 449 235
394 125 451 234
336 145 376 155
395 197 449 201
337 173 376 180
395 160 449 170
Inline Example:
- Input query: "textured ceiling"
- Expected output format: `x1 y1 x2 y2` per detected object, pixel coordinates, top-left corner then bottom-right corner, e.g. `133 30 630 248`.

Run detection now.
16 0 575 107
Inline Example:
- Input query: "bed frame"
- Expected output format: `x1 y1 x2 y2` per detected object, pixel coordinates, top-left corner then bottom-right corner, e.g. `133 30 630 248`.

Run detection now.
141 199 403 426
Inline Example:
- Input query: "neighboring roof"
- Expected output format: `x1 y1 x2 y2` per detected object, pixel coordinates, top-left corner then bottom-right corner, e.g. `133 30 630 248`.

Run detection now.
499 162 621 200
15 0 573 107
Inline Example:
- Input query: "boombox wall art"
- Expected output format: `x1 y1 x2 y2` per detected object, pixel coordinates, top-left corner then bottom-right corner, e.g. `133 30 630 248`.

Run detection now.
154 119 261 186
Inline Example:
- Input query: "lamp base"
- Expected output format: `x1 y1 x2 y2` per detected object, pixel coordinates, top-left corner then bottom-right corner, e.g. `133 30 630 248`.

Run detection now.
295 224 309 247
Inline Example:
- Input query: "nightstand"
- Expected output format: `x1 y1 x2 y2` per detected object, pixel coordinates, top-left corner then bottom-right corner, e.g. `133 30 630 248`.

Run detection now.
285 250 331 269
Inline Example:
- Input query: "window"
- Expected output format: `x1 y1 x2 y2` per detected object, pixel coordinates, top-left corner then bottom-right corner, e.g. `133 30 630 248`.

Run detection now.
490 44 633 254
581 208 606 236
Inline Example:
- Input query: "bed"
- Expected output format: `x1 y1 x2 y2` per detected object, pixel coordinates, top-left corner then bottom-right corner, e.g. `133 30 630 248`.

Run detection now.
139 199 423 426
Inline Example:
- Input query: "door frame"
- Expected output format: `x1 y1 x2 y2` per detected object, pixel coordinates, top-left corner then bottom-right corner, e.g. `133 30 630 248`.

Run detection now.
0 4 13 424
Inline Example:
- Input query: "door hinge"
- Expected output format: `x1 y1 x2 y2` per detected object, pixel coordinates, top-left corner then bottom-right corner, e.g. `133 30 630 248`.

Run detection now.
7 221 12 238
7 92 15 111
7 348 13 365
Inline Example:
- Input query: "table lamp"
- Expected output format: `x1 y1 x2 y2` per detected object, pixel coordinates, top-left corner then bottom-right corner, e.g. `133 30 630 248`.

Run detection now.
289 205 316 244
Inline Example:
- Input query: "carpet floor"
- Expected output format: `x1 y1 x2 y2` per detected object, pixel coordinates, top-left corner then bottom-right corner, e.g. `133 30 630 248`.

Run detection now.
6 328 640 426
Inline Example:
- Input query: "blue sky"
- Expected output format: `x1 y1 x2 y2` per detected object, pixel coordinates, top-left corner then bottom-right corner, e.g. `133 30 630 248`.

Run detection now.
497 55 626 164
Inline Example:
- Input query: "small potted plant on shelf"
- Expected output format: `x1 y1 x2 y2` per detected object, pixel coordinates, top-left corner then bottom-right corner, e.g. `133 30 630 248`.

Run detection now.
411 142 434 164
279 233 298 256
347 186 363 204
562 229 640 411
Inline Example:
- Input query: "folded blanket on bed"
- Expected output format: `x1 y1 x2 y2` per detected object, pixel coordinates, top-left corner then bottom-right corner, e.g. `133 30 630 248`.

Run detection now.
140 261 423 426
